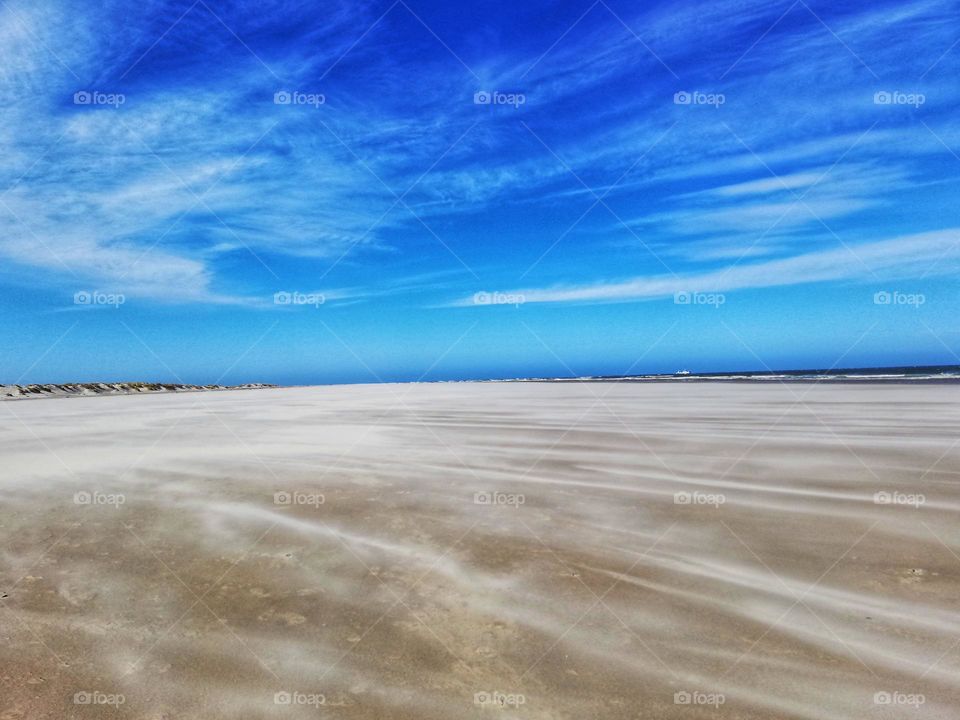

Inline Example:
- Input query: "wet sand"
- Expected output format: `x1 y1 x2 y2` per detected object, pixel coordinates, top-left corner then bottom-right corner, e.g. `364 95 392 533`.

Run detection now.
1 382 959 719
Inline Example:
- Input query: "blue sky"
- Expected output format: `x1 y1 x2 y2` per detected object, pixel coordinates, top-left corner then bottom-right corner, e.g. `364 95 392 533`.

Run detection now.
1 0 959 384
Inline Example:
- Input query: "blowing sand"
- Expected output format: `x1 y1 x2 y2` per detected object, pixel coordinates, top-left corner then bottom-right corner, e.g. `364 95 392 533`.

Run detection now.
1 382 959 719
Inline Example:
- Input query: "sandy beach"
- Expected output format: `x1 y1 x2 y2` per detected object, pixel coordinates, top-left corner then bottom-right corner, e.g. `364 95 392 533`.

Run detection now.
2 382 959 719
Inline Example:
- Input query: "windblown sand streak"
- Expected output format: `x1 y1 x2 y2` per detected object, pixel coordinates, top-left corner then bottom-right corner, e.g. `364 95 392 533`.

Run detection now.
1 383 959 718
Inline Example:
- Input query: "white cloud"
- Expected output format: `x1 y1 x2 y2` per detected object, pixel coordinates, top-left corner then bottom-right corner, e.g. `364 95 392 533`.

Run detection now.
452 229 960 305
705 172 824 197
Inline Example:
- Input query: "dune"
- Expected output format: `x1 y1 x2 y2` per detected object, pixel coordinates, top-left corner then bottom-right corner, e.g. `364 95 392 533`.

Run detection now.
1 382 959 718
1 382 276 401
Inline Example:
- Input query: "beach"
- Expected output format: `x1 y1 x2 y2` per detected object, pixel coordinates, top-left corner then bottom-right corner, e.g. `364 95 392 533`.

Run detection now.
2 382 959 719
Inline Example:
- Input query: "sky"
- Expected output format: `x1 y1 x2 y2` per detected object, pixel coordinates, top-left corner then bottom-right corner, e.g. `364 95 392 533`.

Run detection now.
1 0 959 385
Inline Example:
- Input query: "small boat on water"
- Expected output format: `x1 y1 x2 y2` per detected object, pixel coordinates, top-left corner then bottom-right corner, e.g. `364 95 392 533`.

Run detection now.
675 369 691 376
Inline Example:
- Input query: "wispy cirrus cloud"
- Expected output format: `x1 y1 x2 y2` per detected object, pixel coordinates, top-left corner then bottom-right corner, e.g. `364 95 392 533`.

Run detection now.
0 0 958 310
451 229 960 305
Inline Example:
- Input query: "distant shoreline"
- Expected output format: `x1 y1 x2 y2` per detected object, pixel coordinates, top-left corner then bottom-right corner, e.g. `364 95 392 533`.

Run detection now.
7 364 960 399
516 376 960 384
491 364 960 385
